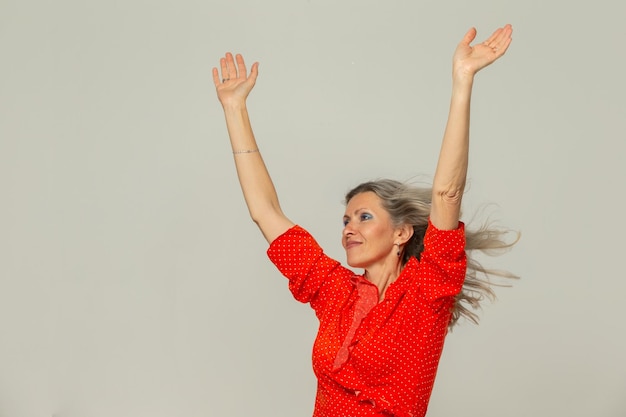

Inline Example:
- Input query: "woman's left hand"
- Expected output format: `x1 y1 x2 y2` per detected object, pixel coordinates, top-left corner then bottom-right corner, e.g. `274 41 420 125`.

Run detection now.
452 24 513 79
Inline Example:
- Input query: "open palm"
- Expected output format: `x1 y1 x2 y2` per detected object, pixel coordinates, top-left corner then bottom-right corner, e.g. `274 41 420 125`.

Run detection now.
453 24 513 78
212 52 259 106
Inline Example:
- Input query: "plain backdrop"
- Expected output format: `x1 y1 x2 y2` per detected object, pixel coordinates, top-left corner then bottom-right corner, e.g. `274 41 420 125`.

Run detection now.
1 1 625 416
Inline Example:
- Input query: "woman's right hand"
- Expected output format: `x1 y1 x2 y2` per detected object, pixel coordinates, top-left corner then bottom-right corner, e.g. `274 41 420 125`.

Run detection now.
212 52 259 107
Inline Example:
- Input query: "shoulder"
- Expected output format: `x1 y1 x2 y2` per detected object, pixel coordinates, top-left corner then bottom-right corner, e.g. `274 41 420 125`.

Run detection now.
267 224 320 253
267 225 347 274
424 218 466 253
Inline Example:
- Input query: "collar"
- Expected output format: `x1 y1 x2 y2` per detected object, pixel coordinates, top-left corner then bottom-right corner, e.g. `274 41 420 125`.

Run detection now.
350 257 419 303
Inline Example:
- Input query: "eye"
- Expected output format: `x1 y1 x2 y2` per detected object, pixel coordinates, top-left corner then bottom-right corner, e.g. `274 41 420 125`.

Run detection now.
360 213 372 221
342 218 349 226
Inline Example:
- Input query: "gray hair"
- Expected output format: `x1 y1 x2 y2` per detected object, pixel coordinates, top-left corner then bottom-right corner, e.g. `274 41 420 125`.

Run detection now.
345 179 519 329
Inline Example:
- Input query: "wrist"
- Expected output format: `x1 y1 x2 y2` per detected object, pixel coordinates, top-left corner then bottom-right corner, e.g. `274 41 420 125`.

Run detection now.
451 73 474 96
222 100 248 113
451 70 475 85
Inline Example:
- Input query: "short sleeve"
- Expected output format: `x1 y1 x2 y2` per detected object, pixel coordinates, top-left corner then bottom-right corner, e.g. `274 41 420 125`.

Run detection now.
267 225 353 315
417 219 467 301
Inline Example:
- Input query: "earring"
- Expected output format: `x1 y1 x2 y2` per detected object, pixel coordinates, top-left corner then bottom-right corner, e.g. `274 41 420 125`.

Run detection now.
395 243 401 257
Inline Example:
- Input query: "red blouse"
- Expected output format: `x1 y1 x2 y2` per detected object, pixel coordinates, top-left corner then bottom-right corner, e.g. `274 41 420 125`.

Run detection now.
267 220 466 417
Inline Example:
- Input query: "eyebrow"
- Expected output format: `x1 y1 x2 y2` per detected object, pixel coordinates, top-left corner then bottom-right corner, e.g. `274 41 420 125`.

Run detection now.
343 208 369 219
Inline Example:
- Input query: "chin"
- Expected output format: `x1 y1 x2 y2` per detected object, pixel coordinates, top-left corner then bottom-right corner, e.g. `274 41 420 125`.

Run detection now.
346 256 366 269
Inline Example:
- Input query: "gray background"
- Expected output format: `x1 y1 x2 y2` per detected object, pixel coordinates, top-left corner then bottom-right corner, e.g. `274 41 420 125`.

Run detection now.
1 0 625 416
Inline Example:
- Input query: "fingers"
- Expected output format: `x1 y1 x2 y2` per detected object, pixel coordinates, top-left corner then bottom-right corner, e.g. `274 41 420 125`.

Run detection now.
481 24 513 54
461 27 477 46
495 36 512 57
214 52 258 85
492 24 512 46
224 52 237 80
482 28 502 47
214 52 237 84
236 54 247 79
249 61 259 83
211 67 220 86
491 24 513 56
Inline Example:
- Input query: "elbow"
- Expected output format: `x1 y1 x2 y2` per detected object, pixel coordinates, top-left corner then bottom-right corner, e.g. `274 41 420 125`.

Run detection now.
248 201 284 225
433 185 464 206
432 171 466 203
248 209 265 225
430 183 465 230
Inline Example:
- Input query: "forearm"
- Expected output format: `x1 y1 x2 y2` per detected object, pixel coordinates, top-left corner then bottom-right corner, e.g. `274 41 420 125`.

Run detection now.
223 103 293 241
431 76 474 229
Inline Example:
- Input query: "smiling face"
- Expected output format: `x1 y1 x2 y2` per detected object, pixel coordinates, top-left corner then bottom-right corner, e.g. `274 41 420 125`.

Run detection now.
342 191 404 270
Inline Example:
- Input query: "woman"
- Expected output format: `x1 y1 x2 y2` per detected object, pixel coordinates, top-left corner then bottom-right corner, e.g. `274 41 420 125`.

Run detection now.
213 24 516 417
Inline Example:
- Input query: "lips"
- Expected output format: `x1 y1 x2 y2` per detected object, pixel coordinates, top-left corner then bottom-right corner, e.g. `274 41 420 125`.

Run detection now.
345 240 362 250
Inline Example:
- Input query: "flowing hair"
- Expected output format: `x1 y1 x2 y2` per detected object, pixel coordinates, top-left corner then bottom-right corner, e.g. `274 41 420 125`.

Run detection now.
345 179 519 329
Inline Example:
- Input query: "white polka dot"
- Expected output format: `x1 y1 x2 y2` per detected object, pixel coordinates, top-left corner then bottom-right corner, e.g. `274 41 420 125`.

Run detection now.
267 221 466 417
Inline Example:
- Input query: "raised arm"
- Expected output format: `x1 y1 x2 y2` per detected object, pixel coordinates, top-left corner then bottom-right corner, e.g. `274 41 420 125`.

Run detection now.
430 25 513 230
212 53 294 243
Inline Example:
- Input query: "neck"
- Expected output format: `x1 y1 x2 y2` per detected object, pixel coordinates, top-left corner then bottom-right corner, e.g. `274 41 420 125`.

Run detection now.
364 258 403 301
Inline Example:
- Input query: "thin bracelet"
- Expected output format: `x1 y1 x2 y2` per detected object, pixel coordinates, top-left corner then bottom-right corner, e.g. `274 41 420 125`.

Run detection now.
232 148 259 154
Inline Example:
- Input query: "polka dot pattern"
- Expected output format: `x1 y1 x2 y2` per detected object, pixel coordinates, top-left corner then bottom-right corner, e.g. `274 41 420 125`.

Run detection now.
267 219 466 417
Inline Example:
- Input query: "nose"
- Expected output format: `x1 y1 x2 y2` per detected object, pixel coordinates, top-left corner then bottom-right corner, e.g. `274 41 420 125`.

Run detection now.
343 222 355 238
